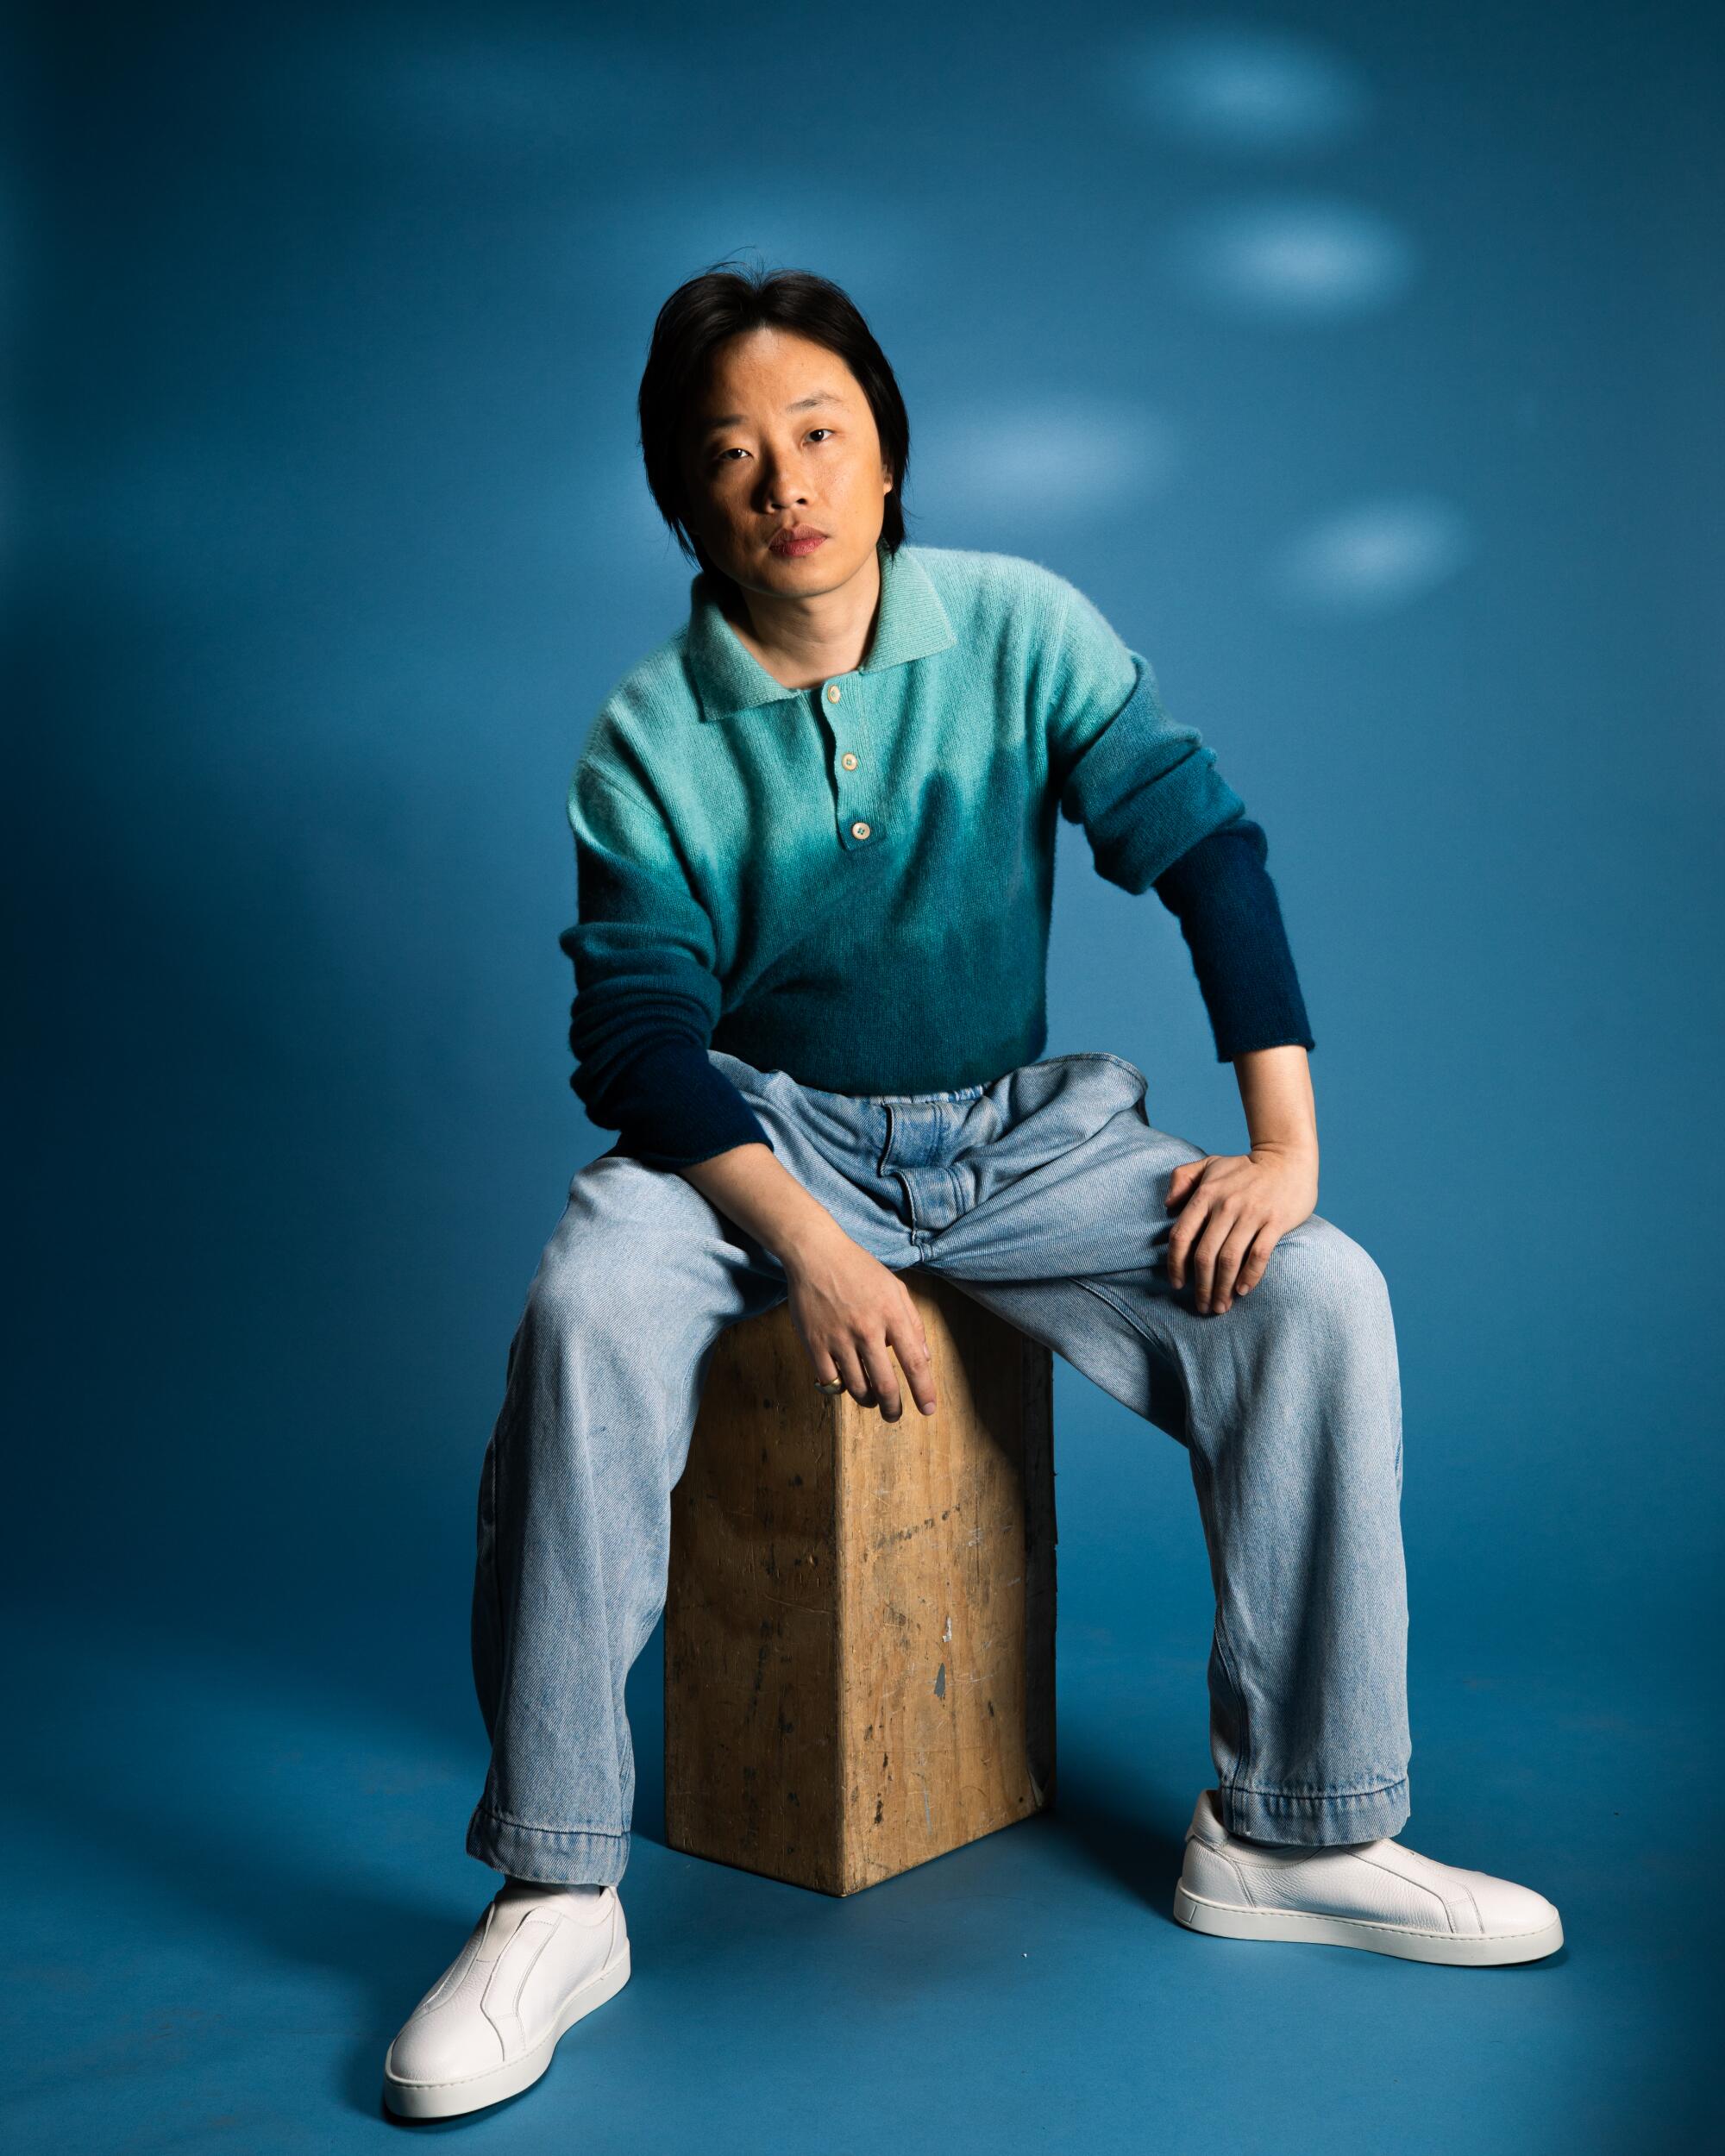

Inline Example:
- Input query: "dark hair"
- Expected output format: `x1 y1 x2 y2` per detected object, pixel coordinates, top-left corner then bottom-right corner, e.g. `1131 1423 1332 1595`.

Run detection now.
637 256 912 586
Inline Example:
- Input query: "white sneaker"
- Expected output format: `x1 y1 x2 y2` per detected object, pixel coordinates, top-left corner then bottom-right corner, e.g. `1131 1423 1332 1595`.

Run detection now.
382 1879 631 2119
1173 1788 1563 1966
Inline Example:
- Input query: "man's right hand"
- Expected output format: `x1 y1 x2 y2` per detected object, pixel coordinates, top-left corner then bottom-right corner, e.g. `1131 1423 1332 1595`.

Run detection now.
677 1141 938 1420
781 1226 938 1421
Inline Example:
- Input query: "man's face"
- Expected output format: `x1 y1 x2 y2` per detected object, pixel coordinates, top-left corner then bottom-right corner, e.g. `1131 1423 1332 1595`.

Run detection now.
680 327 894 601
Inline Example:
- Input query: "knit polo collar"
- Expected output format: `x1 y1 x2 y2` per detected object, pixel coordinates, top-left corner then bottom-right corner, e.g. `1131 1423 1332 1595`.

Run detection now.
685 540 956 721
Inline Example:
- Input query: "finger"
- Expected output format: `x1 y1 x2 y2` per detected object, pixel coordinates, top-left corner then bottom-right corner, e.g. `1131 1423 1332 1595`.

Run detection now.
797 1307 850 1395
1192 1209 1241 1313
1164 1167 1214 1283
1166 1159 1205 1208
830 1340 873 1407
1208 1215 1264 1313
1234 1232 1275 1294
1165 1209 1201 1289
1166 1189 1216 1290
857 1337 903 1420
887 1313 938 1416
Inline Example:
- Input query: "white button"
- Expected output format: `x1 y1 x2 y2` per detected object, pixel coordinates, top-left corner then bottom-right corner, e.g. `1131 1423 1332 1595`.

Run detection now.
841 752 858 770
826 684 842 703
850 820 871 841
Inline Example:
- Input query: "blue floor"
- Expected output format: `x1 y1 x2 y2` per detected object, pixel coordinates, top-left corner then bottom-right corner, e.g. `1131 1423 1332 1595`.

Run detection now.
3 1574 1709 2153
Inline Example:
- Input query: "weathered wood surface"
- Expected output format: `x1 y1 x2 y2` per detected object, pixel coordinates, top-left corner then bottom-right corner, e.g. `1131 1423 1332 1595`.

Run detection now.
665 1268 1057 1896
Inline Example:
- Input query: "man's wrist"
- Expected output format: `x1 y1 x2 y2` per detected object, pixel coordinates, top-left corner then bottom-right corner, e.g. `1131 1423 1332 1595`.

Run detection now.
1247 1132 1318 1159
775 1210 852 1275
1247 1136 1319 1175
681 1147 853 1272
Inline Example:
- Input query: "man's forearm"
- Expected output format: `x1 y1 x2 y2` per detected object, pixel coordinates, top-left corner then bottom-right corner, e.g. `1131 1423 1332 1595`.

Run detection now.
1233 1044 1319 1161
678 1143 844 1268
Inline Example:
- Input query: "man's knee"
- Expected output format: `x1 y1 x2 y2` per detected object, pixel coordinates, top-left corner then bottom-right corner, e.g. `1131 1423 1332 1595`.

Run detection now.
1259 1214 1391 1334
522 1216 630 1354
523 1156 699 1342
1252 1219 1401 1481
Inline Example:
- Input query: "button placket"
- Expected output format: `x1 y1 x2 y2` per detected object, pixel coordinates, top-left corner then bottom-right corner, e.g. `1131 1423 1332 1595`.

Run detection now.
820 677 879 851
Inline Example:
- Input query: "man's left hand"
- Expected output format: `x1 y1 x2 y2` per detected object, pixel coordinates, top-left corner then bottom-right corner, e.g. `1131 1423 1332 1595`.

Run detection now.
1164 1144 1319 1314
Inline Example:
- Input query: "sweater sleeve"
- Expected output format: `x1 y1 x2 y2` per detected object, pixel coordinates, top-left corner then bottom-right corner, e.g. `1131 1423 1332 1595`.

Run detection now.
1152 822 1317 1060
1045 581 1250 893
1044 578 1315 1057
557 761 776 1169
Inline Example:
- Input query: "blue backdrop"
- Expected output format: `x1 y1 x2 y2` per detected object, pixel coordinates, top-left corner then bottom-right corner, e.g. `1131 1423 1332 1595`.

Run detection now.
9 2 1719 2148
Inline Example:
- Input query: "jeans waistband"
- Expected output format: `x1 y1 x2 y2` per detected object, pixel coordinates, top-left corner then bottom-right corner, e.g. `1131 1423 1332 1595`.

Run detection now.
855 1081 989 1104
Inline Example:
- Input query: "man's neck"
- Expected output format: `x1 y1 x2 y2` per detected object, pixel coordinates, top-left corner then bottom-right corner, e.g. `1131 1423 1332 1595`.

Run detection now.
721 547 882 691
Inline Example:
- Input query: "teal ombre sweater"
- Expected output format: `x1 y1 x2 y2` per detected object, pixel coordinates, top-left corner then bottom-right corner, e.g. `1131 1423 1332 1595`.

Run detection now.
561 541 1314 1167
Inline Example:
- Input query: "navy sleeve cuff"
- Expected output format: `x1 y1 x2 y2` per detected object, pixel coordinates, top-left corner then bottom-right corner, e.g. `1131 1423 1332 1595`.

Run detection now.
572 1034 777 1169
1152 821 1316 1062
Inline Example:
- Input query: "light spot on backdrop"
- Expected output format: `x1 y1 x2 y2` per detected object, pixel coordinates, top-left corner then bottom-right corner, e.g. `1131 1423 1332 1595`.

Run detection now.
1164 194 1415 317
1110 22 1373 153
1265 494 1473 615
909 392 1180 547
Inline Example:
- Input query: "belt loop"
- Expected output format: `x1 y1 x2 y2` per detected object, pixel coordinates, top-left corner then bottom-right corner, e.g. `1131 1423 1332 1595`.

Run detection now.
875 1100 896 1178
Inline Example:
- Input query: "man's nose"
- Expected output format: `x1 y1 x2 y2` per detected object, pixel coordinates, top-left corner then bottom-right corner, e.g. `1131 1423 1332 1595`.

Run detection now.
760 453 810 506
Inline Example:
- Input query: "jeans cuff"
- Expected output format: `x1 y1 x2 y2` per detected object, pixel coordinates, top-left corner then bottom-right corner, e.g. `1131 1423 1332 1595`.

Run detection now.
466 1802 631 1884
1220 1775 1410 1846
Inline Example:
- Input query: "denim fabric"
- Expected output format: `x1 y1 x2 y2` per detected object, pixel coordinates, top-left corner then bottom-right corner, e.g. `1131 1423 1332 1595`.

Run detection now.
467 1048 1410 1883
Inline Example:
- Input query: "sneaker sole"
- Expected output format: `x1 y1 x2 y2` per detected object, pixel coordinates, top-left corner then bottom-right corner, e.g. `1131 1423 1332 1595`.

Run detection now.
382 1937 632 2120
1173 1883 1563 1966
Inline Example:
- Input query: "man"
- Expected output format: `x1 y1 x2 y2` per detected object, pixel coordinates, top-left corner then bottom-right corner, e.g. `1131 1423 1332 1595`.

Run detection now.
382 266 1561 2122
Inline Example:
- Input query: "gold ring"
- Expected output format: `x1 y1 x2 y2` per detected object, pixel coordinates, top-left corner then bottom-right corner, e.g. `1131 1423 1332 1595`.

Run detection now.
815 1379 846 1395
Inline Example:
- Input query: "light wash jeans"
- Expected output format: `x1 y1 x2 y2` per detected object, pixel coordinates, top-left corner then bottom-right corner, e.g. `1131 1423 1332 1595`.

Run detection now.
467 1049 1411 1883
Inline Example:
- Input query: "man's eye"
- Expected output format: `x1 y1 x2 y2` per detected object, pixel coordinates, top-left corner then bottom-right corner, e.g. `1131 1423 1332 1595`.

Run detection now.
712 429 830 466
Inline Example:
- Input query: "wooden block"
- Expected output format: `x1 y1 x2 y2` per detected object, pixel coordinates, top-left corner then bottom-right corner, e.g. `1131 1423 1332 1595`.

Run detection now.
664 1268 1057 1896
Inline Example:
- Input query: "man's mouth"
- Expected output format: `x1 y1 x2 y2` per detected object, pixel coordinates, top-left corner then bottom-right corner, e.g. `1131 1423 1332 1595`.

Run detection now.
769 527 828 557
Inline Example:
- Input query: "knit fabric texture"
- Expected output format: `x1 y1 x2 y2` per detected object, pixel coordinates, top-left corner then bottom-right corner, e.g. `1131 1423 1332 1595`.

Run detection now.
561 541 1314 1168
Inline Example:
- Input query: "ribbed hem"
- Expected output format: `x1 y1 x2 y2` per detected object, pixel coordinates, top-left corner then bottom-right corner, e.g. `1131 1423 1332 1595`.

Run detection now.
1220 1775 1410 1846
466 1802 631 1885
